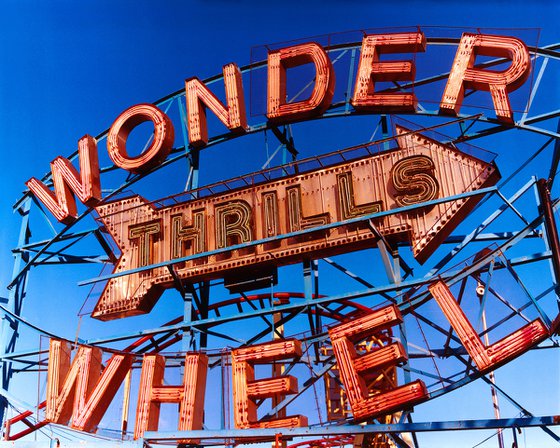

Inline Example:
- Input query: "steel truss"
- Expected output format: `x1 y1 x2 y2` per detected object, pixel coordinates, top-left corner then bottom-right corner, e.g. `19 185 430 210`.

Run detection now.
2 33 560 448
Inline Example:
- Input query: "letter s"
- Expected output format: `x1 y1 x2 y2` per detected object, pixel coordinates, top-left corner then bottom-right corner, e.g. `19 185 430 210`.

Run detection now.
391 155 439 207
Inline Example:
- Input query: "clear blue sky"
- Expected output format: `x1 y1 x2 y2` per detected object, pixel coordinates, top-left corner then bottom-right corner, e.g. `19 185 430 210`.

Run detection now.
0 1 558 448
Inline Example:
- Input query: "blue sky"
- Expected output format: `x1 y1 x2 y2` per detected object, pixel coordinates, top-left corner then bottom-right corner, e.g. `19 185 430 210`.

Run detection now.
0 1 559 447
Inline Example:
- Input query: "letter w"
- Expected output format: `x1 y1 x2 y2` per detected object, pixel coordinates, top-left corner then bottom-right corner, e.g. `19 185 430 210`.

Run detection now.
26 135 101 225
46 339 132 432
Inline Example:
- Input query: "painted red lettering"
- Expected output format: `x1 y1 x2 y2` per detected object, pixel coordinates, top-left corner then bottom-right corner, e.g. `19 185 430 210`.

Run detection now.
26 135 101 224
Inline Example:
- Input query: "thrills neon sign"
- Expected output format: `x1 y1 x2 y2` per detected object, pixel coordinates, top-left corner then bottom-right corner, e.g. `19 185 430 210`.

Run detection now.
91 126 499 320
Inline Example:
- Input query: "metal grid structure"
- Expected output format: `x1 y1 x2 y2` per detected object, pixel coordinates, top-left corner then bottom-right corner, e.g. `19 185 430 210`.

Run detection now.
1 31 559 448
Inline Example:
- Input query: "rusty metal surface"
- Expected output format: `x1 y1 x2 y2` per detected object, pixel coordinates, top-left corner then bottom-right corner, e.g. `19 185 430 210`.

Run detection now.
107 103 175 174
2 402 47 441
537 178 560 324
45 339 132 432
93 125 499 320
134 353 208 439
23 33 530 230
231 339 306 429
26 135 101 225
352 32 426 113
323 327 400 435
267 42 335 122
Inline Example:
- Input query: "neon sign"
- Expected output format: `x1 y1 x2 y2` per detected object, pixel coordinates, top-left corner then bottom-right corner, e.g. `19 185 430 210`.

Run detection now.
26 31 530 226
92 125 499 320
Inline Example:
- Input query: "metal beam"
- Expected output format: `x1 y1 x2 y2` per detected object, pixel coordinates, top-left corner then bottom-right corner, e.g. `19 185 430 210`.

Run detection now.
143 416 560 441
0 199 31 425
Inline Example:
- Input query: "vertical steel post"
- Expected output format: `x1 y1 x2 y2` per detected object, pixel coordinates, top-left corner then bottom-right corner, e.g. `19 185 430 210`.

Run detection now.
120 370 132 438
198 282 210 349
271 291 287 448
0 199 31 425
303 260 321 363
271 299 286 426
548 120 560 189
182 291 195 352
479 291 505 448
381 115 390 150
512 426 520 448
537 179 560 297
303 260 313 301
345 49 357 114
312 260 321 348
189 148 200 194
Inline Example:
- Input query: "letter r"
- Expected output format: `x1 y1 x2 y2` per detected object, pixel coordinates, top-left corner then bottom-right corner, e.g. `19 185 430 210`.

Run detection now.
440 33 530 123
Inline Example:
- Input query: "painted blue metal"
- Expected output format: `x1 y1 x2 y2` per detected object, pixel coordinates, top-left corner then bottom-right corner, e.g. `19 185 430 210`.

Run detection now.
0 304 84 345
504 256 552 328
549 120 560 188
261 354 330 421
83 218 559 348
481 283 555 337
10 41 560 219
9 102 555 293
520 56 549 125
142 416 560 441
0 441 143 448
475 369 560 443
424 178 536 282
403 197 560 313
344 48 356 114
0 199 31 424
476 258 495 327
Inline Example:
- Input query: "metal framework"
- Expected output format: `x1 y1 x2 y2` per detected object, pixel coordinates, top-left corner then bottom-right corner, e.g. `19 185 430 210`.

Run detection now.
1 32 560 448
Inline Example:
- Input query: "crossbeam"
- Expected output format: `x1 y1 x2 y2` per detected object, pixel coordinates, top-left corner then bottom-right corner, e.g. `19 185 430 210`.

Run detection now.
143 416 560 441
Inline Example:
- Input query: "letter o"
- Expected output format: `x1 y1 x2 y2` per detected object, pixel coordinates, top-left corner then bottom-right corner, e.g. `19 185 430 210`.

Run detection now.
107 103 174 174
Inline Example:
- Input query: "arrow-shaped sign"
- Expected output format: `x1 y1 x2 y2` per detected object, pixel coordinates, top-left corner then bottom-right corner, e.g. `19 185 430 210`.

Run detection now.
92 126 500 320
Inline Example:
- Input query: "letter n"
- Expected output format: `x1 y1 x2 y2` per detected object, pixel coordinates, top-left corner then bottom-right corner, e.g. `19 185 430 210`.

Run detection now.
26 135 101 224
328 305 427 420
46 339 133 432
